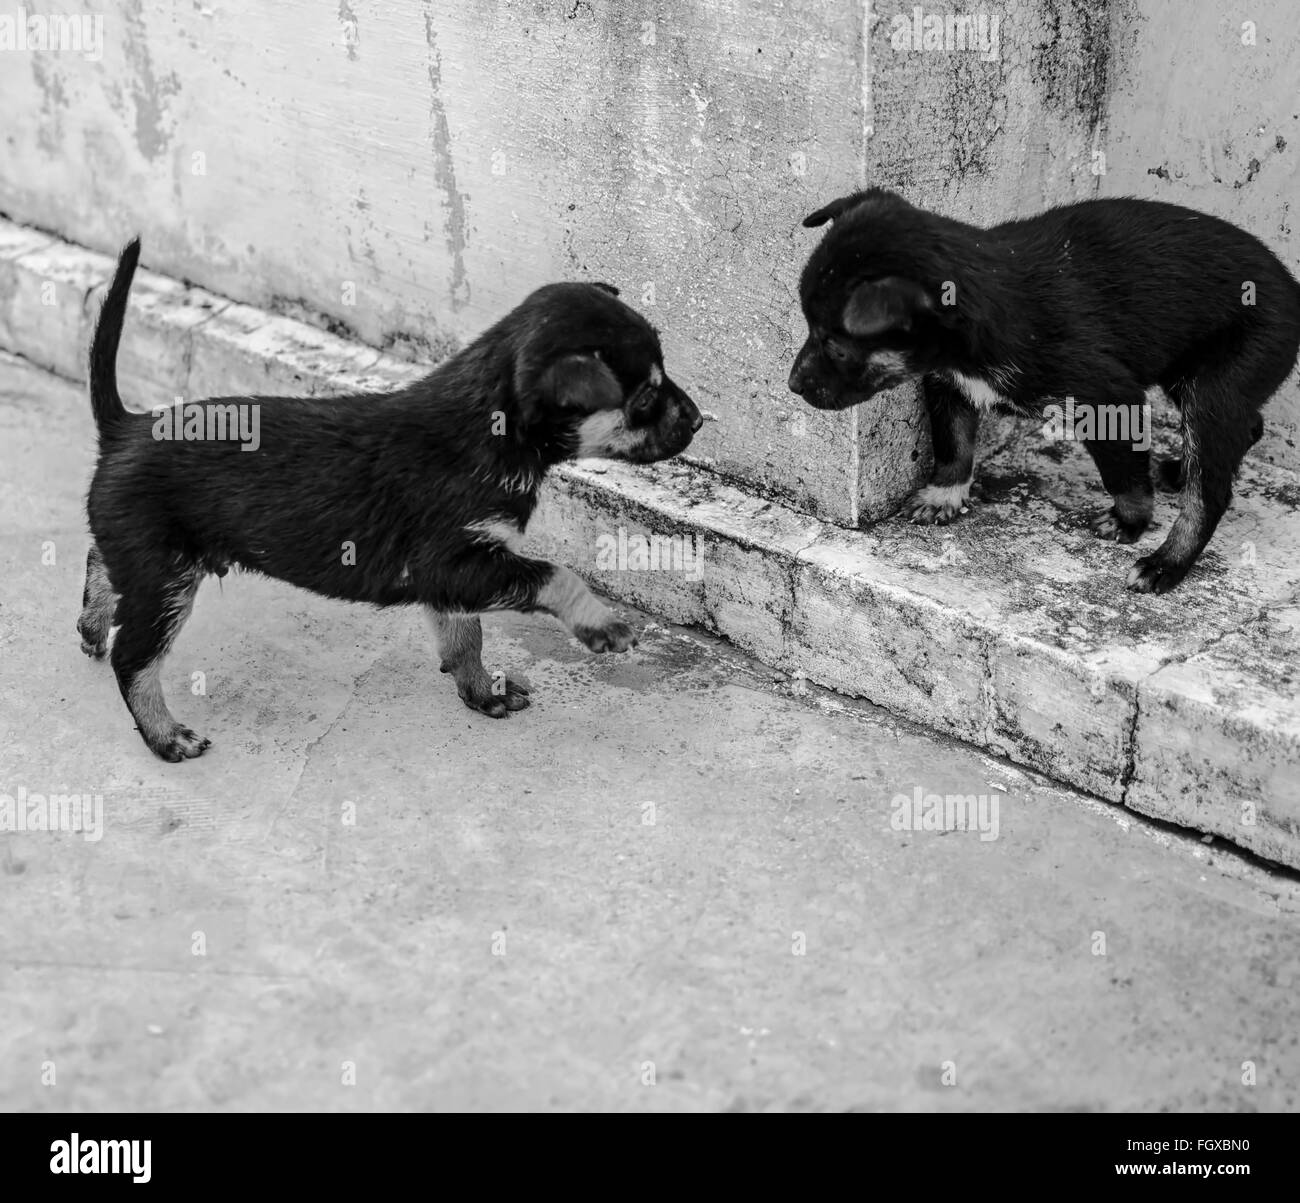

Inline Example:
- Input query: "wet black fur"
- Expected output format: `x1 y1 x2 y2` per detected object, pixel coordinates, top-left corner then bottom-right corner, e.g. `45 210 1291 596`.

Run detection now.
790 188 1300 592
83 238 701 757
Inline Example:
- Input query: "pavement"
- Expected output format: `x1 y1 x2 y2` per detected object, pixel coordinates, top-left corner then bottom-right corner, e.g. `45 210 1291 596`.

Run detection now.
2 352 1299 1112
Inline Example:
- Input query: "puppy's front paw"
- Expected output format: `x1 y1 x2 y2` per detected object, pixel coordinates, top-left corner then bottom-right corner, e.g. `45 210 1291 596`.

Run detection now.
904 482 971 525
76 617 109 659
1126 551 1191 594
146 723 212 762
1089 507 1147 544
79 633 108 659
575 618 638 654
458 672 531 719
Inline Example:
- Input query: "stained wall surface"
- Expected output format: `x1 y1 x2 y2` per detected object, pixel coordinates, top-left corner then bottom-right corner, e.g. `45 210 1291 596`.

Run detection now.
1 1 1293 524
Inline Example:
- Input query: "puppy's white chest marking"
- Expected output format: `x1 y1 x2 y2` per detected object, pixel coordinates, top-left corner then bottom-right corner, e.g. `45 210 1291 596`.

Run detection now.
464 518 525 555
947 369 1011 411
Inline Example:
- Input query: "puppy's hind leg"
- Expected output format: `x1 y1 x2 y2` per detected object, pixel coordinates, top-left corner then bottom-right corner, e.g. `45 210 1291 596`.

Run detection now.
77 542 119 659
1083 436 1153 544
1129 370 1269 593
110 565 209 760
425 610 530 719
1156 410 1263 493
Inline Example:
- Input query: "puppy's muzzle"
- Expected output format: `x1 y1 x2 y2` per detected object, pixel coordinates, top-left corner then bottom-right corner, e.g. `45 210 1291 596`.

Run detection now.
677 384 705 437
787 348 815 397
788 341 890 410
626 378 702 462
788 341 848 407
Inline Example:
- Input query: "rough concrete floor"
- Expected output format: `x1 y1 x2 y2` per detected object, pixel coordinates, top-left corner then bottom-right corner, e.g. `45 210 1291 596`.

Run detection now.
2 353 1298 1112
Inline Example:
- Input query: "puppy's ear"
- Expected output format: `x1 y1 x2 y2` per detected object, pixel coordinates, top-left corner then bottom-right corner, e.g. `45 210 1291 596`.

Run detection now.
590 282 620 296
541 353 623 413
802 193 866 228
842 276 935 337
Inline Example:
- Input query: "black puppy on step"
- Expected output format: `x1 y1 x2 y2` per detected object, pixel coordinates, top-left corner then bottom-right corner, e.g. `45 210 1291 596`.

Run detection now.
789 188 1300 592
80 239 701 761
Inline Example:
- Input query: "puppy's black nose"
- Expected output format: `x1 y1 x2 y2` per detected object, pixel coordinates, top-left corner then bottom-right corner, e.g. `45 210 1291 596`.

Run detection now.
787 368 805 395
675 388 703 433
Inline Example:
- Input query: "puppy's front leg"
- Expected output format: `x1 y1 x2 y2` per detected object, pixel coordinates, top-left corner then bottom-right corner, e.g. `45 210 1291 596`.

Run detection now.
443 553 636 653
425 610 530 718
904 375 980 524
534 564 638 653
423 558 632 718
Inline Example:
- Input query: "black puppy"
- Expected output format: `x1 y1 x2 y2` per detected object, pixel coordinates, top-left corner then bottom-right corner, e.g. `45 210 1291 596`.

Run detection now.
789 189 1300 592
79 239 701 761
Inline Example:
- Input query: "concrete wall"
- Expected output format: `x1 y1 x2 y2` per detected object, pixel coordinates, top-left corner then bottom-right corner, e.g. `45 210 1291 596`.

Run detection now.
0 0 1296 517
1 0 866 520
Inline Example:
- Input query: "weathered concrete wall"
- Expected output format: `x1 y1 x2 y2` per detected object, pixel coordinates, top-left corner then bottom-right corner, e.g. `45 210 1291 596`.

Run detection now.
4 2 1292 508
1099 0 1300 472
0 0 1127 525
0 0 866 519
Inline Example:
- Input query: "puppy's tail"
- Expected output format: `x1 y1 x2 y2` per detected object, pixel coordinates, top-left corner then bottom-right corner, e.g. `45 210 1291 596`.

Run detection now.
88 237 141 434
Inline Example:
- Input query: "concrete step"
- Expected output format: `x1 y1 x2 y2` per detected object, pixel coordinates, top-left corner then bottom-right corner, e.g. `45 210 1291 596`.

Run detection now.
2 217 1297 868
533 441 1300 868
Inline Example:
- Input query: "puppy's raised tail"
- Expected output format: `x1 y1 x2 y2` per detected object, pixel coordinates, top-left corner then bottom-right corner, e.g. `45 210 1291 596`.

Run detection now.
88 237 141 434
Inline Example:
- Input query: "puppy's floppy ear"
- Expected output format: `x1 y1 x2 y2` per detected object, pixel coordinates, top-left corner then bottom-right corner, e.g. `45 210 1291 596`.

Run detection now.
842 276 935 337
541 353 623 413
802 193 867 228
590 282 620 296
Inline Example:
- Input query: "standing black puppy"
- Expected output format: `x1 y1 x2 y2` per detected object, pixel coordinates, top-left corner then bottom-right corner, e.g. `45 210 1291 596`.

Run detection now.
789 188 1300 592
80 239 701 761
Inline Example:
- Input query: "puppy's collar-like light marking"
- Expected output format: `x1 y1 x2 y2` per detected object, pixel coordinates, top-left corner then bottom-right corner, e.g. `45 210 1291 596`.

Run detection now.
947 368 1012 411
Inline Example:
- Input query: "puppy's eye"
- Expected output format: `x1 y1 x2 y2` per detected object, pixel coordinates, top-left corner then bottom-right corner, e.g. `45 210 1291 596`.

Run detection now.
823 340 851 363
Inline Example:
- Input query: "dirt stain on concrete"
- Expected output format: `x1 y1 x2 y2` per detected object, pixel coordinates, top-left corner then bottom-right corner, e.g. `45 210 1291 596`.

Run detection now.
29 53 68 157
121 0 181 162
421 3 471 312
338 0 360 61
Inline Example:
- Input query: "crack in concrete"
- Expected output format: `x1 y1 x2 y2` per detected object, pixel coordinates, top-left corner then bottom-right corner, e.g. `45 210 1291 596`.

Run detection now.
298 656 386 772
779 554 803 667
1119 686 1141 806
1138 602 1277 685
978 635 998 746
0 345 80 384
1119 599 1278 808
9 960 308 980
273 652 390 847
